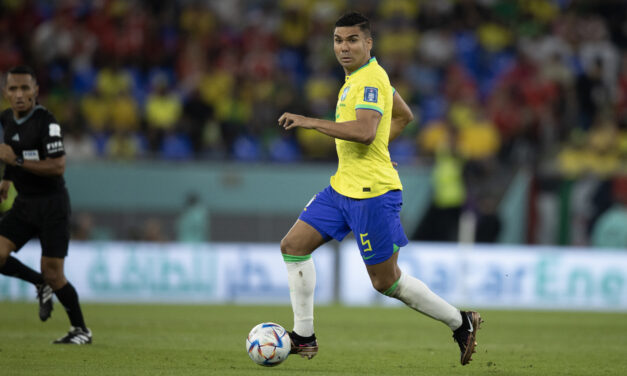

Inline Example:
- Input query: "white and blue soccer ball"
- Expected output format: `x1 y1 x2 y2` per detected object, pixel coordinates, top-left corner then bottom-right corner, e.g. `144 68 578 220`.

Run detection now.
246 322 291 367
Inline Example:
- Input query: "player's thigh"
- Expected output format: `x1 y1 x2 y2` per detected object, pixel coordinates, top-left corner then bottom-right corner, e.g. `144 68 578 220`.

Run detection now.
39 193 71 259
283 186 351 255
349 190 408 266
39 220 70 259
0 207 38 256
281 219 326 255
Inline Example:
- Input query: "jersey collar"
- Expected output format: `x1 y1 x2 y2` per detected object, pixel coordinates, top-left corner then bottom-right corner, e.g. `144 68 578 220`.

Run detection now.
345 57 377 81
14 104 44 125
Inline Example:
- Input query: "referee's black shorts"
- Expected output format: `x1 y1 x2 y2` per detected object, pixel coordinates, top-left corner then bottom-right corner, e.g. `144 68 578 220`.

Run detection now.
0 189 71 258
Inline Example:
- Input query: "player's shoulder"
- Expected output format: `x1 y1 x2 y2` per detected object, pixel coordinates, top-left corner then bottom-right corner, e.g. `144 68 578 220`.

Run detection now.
0 108 12 124
363 59 391 87
29 105 60 131
372 63 391 84
25 106 60 140
32 105 57 122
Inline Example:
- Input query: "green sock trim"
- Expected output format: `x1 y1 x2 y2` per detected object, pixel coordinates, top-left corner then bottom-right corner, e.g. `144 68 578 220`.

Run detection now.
383 276 402 296
393 244 400 253
282 254 312 263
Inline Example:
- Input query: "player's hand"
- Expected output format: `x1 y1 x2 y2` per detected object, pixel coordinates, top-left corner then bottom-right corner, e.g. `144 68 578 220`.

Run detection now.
0 180 10 202
0 144 17 165
391 161 398 168
278 112 310 130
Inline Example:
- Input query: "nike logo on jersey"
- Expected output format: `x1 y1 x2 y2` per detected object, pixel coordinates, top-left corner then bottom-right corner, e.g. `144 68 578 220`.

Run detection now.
11 133 19 142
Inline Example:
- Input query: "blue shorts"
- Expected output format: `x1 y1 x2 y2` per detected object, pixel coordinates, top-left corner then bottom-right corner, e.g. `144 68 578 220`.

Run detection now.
299 186 408 265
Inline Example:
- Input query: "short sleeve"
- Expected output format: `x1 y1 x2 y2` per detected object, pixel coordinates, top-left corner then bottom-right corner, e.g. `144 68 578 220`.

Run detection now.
354 79 385 116
42 113 65 158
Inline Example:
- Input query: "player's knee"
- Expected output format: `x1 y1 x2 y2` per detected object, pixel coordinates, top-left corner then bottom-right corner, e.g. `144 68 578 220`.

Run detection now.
280 235 295 255
371 276 396 294
42 270 59 285
41 267 65 288
280 235 315 256
0 239 15 266
0 248 11 268
43 274 66 290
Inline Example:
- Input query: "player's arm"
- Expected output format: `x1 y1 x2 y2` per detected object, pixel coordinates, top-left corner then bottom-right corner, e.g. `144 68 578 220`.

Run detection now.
17 155 66 177
0 143 65 176
389 91 414 143
279 109 381 145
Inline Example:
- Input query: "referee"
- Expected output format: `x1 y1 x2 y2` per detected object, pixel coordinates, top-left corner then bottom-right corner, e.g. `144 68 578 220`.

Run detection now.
0 66 91 344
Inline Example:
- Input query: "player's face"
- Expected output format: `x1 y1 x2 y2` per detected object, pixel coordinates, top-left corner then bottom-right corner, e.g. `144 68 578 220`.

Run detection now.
334 26 372 74
4 73 38 116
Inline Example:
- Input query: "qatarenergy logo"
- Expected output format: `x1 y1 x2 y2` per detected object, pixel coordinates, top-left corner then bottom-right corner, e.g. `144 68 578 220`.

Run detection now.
1 243 626 309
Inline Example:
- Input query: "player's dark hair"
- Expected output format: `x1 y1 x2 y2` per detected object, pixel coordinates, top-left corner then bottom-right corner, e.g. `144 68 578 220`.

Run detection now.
6 65 37 83
335 12 371 37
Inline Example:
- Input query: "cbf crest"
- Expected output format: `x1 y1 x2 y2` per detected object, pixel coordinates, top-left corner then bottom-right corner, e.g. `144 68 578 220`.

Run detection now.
341 85 350 101
364 87 378 103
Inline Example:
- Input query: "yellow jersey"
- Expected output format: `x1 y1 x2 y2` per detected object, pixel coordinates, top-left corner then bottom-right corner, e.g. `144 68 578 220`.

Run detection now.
330 57 402 199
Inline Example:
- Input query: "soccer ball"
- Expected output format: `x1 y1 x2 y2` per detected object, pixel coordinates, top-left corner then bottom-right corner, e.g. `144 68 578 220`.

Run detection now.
246 322 291 367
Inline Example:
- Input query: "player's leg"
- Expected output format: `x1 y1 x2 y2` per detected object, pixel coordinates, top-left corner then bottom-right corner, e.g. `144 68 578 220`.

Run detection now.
281 220 325 336
40 192 91 344
352 190 482 365
368 255 481 365
40 256 91 344
281 219 326 257
0 235 43 284
366 253 462 328
281 186 351 359
281 220 324 359
0 207 43 284
0 210 52 321
350 191 462 326
42 257 92 345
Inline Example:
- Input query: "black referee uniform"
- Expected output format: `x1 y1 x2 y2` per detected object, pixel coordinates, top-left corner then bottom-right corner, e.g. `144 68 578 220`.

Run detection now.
0 105 70 257
0 66 91 344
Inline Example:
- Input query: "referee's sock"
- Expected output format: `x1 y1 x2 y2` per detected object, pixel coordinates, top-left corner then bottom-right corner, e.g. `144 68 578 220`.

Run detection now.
54 282 88 332
0 256 44 285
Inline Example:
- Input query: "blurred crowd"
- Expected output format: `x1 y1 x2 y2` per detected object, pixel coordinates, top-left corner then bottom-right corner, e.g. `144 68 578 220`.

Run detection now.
2 0 627 246
0 0 624 165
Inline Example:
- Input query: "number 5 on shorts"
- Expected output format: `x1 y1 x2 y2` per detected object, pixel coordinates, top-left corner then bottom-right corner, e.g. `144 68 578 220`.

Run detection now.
360 233 373 257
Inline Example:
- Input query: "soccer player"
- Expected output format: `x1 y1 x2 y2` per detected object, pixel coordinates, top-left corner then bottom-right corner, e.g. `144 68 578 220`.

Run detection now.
0 66 92 344
278 12 482 365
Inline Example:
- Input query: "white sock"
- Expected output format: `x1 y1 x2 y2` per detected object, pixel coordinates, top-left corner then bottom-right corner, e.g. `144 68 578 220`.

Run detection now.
285 257 316 337
390 272 462 330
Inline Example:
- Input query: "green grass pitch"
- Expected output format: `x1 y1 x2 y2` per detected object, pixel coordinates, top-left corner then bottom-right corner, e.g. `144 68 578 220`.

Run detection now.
1 302 626 375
